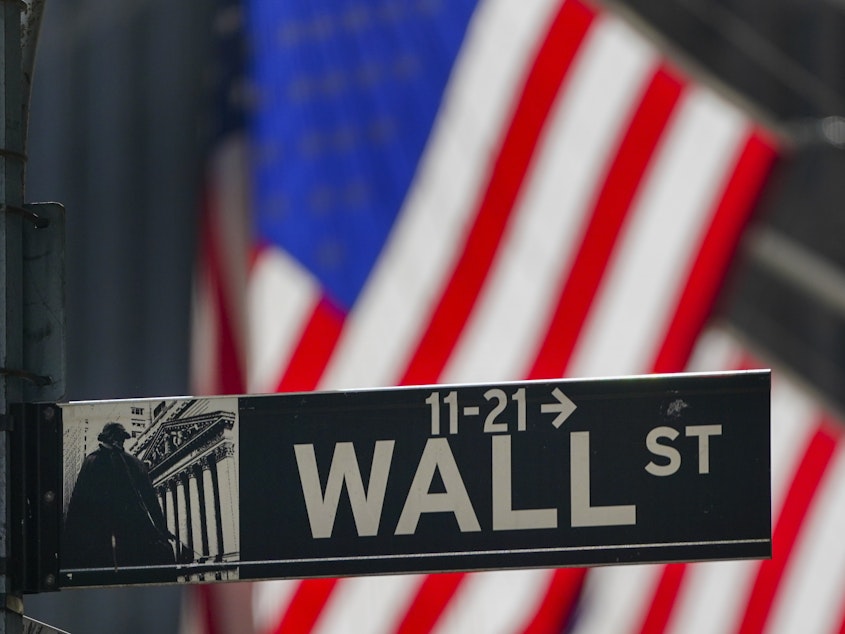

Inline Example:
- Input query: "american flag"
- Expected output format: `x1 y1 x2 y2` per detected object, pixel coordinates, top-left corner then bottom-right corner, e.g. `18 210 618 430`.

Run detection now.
184 0 845 631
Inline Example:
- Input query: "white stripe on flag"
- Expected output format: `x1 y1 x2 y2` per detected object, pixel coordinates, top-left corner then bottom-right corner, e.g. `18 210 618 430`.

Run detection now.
321 0 560 389
253 580 300 634
769 376 820 509
569 87 748 378
310 575 425 634
767 438 845 634
683 327 745 372
431 570 556 634
442 13 657 384
575 564 665 634
248 248 320 393
665 560 759 634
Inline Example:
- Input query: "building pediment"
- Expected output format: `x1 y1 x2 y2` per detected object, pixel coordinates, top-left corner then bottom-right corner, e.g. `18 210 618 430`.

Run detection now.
137 411 235 476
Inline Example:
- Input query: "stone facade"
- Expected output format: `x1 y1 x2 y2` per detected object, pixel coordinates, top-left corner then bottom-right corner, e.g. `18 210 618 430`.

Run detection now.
132 401 240 581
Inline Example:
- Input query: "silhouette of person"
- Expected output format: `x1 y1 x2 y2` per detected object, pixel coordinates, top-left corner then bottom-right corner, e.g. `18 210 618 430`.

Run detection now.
62 421 176 569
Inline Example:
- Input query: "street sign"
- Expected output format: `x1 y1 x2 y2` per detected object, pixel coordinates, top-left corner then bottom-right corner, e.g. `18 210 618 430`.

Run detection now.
46 370 769 589
22 616 69 634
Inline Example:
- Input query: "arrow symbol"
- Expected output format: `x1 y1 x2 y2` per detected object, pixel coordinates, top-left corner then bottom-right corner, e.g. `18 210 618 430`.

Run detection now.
542 388 577 428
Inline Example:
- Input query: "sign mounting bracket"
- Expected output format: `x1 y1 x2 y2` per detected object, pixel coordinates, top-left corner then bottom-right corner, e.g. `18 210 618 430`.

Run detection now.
9 403 61 594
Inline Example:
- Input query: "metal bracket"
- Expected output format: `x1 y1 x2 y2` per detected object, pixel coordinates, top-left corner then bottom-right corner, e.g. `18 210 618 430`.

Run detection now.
9 403 61 594
0 204 45 229
0 368 51 388
20 202 66 403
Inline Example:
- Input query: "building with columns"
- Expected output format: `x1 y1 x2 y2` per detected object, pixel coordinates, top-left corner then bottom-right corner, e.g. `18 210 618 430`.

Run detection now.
131 398 240 582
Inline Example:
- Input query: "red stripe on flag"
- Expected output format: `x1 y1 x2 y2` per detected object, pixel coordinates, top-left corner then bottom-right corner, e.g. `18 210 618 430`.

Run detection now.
275 297 345 393
736 422 839 634
527 65 684 380
635 564 686 634
837 600 845 634
650 130 778 374
392 573 466 634
200 194 246 394
520 569 587 634
399 0 596 386
270 578 340 634
197 585 222 634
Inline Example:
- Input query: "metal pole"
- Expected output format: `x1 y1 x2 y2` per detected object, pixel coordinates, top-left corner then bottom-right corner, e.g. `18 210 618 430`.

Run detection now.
1 0 26 630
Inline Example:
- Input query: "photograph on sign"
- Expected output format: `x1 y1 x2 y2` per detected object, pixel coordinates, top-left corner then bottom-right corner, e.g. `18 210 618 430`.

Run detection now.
56 371 770 588
60 397 240 586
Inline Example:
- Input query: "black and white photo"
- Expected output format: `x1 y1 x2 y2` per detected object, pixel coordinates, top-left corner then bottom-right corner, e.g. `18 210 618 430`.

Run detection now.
61 397 240 585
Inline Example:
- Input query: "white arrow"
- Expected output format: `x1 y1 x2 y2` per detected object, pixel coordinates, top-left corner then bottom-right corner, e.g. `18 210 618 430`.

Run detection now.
542 388 577 428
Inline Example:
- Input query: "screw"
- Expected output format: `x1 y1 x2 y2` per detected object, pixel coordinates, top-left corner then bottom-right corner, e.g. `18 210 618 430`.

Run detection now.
42 406 55 422
44 573 55 588
43 490 55 505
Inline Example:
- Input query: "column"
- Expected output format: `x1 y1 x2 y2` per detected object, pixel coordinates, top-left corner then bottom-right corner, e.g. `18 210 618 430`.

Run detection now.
195 464 210 557
187 468 202 555
209 463 224 561
175 475 189 547
201 456 219 557
214 443 238 558
165 480 177 539
157 487 168 528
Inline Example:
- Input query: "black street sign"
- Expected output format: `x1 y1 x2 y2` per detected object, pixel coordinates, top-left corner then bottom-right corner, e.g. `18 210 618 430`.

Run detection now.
46 371 770 589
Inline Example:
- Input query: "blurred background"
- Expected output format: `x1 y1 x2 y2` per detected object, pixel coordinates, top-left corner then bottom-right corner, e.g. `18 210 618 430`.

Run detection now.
24 0 212 630
17 0 845 632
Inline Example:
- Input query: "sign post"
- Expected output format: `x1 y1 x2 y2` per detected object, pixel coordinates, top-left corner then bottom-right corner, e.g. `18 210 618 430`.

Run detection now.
21 370 771 590
2 0 28 629
1 0 54 629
